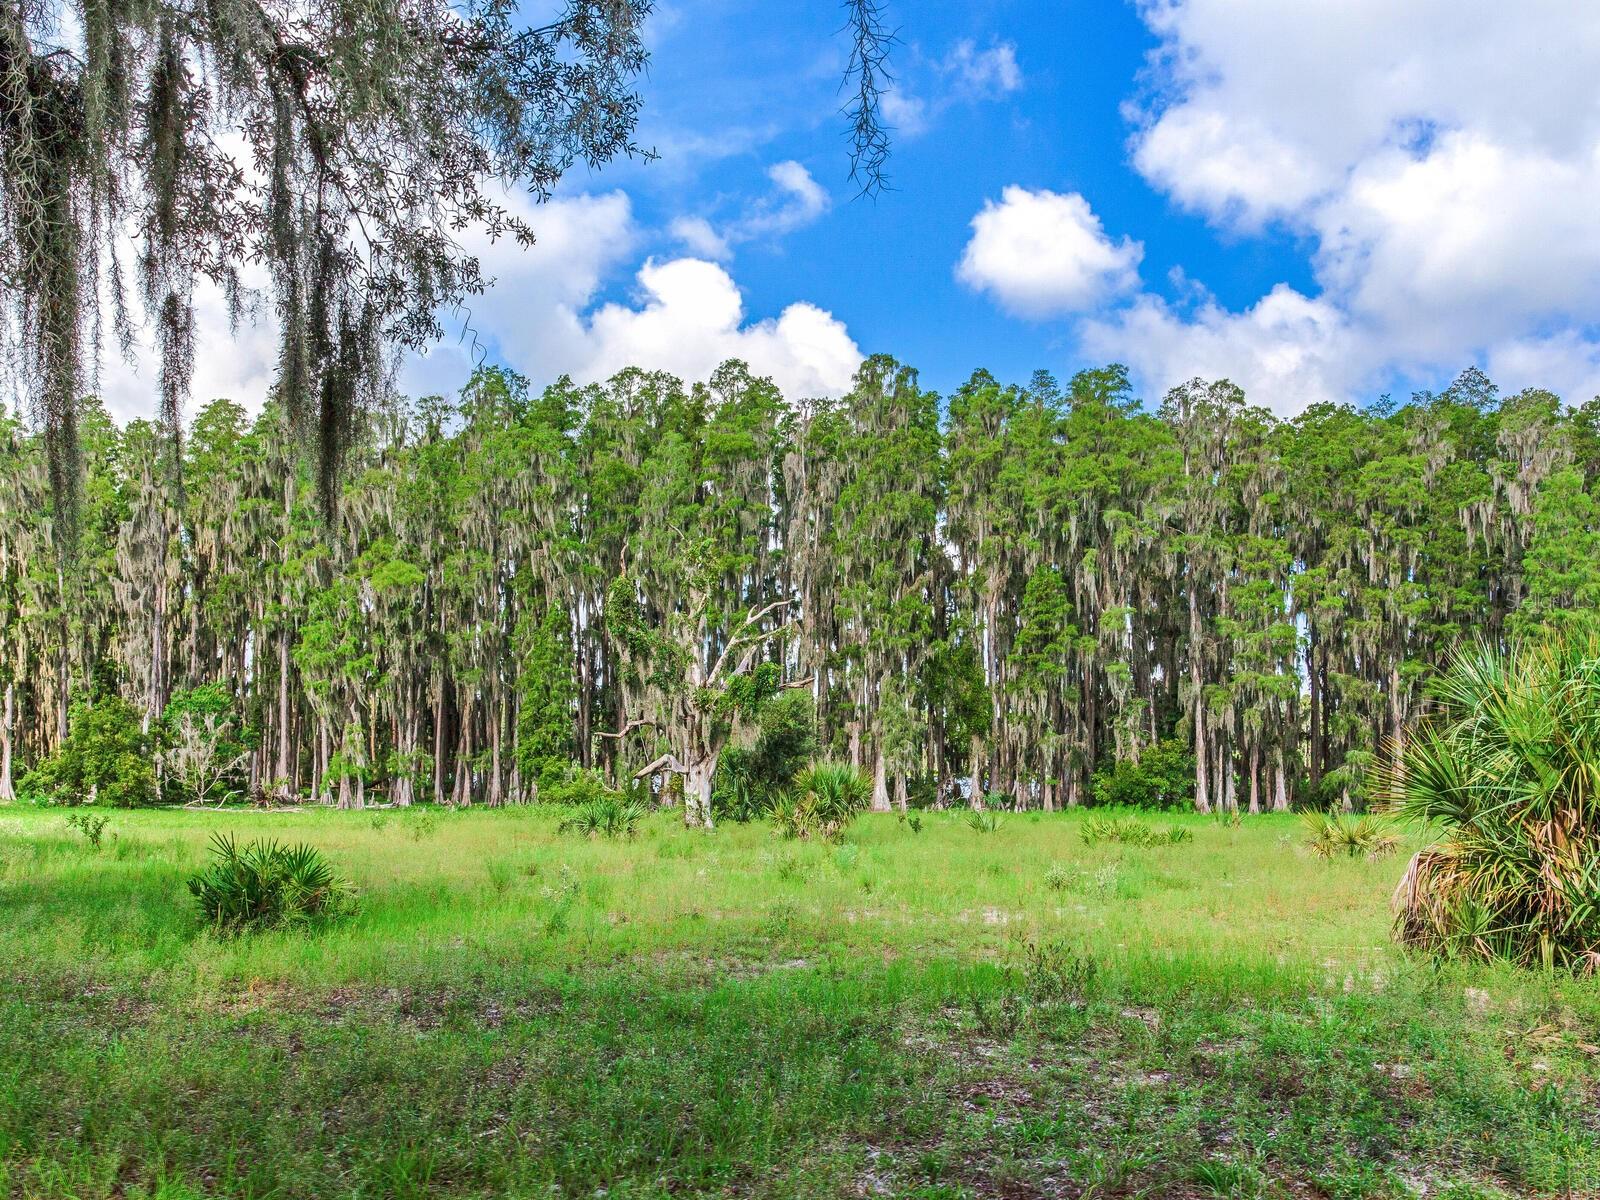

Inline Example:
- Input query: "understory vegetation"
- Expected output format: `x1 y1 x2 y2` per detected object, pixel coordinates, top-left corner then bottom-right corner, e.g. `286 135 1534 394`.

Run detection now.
1 806 1597 1198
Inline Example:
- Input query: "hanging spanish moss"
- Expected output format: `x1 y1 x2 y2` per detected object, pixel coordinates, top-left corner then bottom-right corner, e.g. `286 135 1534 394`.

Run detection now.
0 0 656 543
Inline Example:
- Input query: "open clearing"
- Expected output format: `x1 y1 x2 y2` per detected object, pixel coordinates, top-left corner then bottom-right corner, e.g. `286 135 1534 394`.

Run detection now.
2 807 1598 1199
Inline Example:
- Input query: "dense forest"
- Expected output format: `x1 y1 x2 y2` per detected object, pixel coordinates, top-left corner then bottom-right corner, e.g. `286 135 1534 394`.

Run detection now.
2 356 1597 817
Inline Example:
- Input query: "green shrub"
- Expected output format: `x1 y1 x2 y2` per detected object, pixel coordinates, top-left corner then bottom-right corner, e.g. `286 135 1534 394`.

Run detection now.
64 811 111 849
20 697 157 808
1079 814 1192 847
160 684 252 805
713 690 817 822
187 833 356 934
1301 810 1398 859
1385 632 1600 969
964 808 1003 834
559 793 647 839
534 765 616 807
771 762 869 841
1089 739 1195 811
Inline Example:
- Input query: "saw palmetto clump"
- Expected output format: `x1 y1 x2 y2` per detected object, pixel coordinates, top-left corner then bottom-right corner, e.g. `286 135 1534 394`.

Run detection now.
1383 631 1600 971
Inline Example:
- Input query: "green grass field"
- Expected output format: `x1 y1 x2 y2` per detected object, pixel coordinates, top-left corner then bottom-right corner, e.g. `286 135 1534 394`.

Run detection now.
2 806 1598 1199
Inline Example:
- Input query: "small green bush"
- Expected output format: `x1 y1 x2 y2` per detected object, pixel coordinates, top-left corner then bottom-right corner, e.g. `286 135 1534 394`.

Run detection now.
539 766 617 807
21 698 157 808
1302 810 1398 860
713 690 818 822
1089 739 1195 811
64 811 111 849
187 833 356 934
771 762 869 841
559 793 648 839
1079 814 1192 847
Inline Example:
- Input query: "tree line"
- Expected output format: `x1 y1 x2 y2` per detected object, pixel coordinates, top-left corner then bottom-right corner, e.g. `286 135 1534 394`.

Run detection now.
2 357 1597 817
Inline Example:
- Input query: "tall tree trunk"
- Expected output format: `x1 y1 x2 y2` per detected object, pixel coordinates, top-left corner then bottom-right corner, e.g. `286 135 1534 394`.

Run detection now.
487 693 505 808
432 672 447 804
870 747 890 812
0 682 14 802
685 755 715 830
1307 630 1323 791
1388 663 1404 760
275 629 292 791
968 733 984 808
1189 588 1210 813
1247 745 1260 815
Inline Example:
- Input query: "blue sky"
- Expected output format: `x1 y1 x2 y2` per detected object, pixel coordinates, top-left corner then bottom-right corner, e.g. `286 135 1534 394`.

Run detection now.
602 0 1317 397
110 1 1600 420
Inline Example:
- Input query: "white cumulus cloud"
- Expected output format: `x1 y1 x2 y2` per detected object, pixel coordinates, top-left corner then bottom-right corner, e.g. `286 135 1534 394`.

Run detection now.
102 185 862 419
1080 286 1371 416
561 257 862 400
957 187 1143 318
1014 0 1600 409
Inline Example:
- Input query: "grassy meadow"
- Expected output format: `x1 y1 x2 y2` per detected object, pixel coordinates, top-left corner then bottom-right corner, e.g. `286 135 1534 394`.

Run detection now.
2 805 1598 1198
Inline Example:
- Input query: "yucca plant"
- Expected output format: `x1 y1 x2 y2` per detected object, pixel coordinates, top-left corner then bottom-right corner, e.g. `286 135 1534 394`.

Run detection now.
559 793 648 839
187 833 356 934
1381 631 1600 971
1301 810 1399 860
772 763 870 841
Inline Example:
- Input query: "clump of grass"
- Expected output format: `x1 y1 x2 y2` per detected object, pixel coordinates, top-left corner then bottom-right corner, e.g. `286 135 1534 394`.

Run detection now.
407 807 441 841
1190 1157 1265 1198
187 833 357 934
1302 810 1398 860
63 811 110 850
964 808 1003 834
486 858 517 895
763 898 800 937
541 864 581 934
967 990 1025 1038
1044 862 1071 892
1023 939 1098 1004
1079 814 1191 847
559 794 647 840
771 763 869 842
1384 632 1600 970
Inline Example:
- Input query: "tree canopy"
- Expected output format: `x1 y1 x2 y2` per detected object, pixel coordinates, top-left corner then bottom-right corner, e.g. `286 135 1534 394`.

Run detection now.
2 359 1594 819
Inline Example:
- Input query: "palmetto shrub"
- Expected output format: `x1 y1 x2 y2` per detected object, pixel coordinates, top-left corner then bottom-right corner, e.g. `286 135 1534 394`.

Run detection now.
559 793 648 839
1382 632 1600 970
1079 814 1192 848
963 808 1004 834
1301 811 1399 860
188 834 356 934
771 763 870 841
